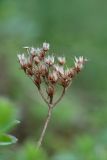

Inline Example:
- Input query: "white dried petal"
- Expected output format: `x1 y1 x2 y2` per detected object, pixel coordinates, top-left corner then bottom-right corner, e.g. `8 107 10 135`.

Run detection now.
65 68 70 76
17 53 27 66
52 71 58 81
75 56 79 62
45 55 54 65
54 64 64 74
35 48 41 55
79 56 83 62
43 42 50 51
58 56 66 65
74 56 87 69
30 47 35 54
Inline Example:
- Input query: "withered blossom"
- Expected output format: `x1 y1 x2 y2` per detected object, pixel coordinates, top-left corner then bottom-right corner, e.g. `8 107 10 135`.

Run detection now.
48 71 58 84
45 55 54 66
74 56 87 72
33 56 40 64
17 42 87 148
30 47 36 55
17 54 27 71
35 48 41 55
43 42 50 51
58 56 66 65
54 64 64 75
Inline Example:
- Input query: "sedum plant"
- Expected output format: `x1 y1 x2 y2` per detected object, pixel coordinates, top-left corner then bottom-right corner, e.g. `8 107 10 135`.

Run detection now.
17 42 87 148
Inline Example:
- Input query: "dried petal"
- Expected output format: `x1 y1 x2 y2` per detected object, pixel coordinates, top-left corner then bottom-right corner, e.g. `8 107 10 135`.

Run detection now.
45 55 54 66
17 54 27 67
43 42 50 51
58 57 66 65
48 71 58 84
54 64 64 75
74 56 87 71
34 56 40 64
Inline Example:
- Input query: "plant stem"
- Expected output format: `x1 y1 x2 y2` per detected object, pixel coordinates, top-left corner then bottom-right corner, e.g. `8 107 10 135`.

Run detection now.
53 87 65 107
38 88 49 105
37 106 53 148
37 87 67 148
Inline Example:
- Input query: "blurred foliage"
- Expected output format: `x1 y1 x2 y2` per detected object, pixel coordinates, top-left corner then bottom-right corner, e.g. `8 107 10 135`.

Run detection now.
16 141 48 160
0 97 19 145
0 0 107 159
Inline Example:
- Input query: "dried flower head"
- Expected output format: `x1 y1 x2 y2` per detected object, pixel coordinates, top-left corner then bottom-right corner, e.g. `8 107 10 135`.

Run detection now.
48 71 58 84
18 42 87 102
35 48 41 55
58 56 66 65
54 64 64 75
17 42 87 148
45 55 54 66
33 56 40 64
30 47 35 53
74 56 87 72
17 53 27 71
43 42 50 51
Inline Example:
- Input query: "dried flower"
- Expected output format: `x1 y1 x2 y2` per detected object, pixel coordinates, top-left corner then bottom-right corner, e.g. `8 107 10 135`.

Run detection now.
48 71 58 84
18 44 87 101
17 42 87 148
30 47 36 56
17 54 27 70
57 68 72 87
34 76 41 88
47 85 54 97
43 42 50 51
35 48 41 55
26 68 33 76
45 55 54 66
67 68 76 78
54 64 64 75
74 56 87 72
34 56 40 64
39 64 48 76
58 56 66 65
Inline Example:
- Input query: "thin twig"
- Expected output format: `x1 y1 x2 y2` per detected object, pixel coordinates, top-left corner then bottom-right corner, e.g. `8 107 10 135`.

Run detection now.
53 87 66 107
53 81 72 107
38 88 49 105
28 75 49 105
37 106 52 148
37 87 66 148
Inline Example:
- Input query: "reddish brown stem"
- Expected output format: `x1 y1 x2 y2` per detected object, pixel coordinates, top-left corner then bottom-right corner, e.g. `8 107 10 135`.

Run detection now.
37 106 52 148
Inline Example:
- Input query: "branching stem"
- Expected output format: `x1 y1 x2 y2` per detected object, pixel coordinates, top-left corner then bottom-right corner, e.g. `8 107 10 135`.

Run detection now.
37 88 65 148
37 87 66 149
38 88 49 105
53 87 66 107
37 106 53 148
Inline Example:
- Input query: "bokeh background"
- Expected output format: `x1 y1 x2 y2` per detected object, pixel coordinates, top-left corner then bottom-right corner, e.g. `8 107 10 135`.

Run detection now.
0 0 107 159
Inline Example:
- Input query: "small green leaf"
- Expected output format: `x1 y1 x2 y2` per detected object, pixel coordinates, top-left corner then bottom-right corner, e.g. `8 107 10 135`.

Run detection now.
0 133 17 145
7 120 20 132
0 97 18 132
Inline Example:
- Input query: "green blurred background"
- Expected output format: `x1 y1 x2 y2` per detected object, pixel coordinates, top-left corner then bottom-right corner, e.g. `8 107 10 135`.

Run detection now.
0 0 107 159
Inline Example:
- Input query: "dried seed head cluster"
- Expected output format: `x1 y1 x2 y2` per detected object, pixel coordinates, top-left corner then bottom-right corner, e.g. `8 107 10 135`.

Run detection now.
18 42 87 148
18 42 87 106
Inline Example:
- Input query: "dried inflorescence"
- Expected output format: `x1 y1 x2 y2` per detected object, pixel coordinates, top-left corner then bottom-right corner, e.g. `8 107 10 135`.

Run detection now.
17 42 87 148
18 42 87 106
